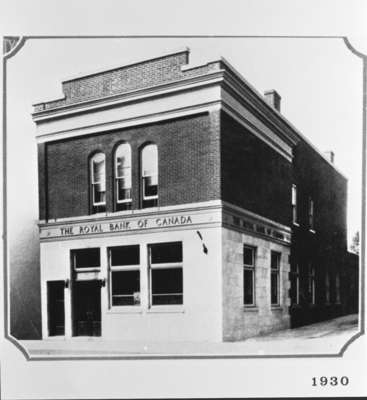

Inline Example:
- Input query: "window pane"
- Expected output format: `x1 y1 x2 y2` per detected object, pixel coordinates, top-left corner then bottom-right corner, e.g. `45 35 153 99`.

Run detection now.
243 247 254 266
271 252 280 269
111 245 139 266
151 268 183 305
112 270 140 306
271 271 278 304
142 198 158 208
150 242 182 264
152 294 182 305
73 248 100 268
92 157 105 183
116 202 132 211
93 183 106 203
117 178 132 201
142 144 158 176
292 185 297 205
244 269 254 305
143 176 158 197
116 146 131 177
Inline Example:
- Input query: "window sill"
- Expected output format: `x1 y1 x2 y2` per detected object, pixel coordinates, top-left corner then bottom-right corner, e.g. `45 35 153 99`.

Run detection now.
147 306 185 314
271 305 283 311
243 306 259 312
107 307 143 314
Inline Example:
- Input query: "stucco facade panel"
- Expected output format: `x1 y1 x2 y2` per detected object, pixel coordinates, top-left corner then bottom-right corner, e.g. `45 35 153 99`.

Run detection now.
41 225 223 342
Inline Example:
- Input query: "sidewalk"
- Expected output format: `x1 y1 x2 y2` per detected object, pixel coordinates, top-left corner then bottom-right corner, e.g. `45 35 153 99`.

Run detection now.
20 314 359 358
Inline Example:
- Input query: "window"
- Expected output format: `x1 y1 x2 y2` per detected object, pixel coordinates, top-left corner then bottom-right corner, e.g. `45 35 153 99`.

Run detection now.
271 251 281 305
90 152 106 213
308 197 314 230
149 242 183 305
115 143 132 211
291 264 300 305
325 268 330 303
291 184 298 224
109 245 140 306
308 263 316 304
335 270 341 303
141 144 158 208
243 246 256 306
72 248 100 271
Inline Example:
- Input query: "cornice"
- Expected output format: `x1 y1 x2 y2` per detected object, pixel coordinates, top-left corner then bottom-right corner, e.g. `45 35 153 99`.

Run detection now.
38 200 291 246
221 71 299 147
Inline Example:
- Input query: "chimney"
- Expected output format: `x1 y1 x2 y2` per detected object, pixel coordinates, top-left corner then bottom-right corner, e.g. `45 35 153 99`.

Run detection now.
324 151 335 164
264 89 281 112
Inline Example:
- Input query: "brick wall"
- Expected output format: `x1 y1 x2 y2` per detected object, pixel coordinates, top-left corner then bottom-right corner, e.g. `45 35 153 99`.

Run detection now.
34 50 222 112
289 140 348 327
41 112 221 220
220 111 292 226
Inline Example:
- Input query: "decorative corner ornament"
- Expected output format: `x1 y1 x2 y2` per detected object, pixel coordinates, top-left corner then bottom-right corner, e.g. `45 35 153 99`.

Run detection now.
3 36 25 58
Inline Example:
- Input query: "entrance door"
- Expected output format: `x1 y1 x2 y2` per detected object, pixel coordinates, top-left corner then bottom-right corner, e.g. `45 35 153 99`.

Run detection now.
72 280 101 336
47 281 65 336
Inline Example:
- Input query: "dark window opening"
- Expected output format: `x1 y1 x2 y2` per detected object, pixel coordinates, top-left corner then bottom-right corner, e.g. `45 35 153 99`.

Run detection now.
149 242 183 306
111 270 140 306
243 245 255 306
151 268 183 305
72 248 100 269
110 245 140 266
151 242 182 264
271 251 281 305
109 245 140 307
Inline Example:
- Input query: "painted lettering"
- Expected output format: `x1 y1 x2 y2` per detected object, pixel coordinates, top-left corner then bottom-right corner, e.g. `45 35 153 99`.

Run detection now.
138 219 148 228
60 226 74 236
155 215 192 227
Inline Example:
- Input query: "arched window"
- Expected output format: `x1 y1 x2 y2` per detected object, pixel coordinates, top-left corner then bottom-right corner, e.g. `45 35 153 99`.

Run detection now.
141 144 158 208
115 143 132 211
90 152 106 213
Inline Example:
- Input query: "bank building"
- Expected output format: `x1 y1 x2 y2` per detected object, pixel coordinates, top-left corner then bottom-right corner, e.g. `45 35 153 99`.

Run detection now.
32 48 358 342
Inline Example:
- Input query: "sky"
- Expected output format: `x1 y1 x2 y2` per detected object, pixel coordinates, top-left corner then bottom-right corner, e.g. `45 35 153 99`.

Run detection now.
6 37 362 247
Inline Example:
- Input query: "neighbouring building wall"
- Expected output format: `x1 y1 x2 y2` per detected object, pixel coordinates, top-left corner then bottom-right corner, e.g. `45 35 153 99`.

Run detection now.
222 228 291 341
340 251 359 315
39 112 221 220
290 140 348 326
220 111 292 227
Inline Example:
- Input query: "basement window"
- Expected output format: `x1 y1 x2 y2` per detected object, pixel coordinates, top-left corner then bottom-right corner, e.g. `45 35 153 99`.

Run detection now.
109 245 140 307
149 242 183 306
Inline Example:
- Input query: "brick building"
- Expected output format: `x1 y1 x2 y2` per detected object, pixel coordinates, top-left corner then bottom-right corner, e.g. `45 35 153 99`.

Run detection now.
32 48 357 341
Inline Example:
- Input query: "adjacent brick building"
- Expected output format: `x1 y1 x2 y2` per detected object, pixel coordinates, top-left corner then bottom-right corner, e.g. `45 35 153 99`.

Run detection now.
31 48 358 342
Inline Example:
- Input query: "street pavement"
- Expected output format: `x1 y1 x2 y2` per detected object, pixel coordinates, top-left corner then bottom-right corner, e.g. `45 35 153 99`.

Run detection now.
20 313 359 358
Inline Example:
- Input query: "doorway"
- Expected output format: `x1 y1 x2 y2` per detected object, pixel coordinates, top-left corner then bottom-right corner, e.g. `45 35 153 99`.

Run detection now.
72 280 101 336
47 281 65 336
